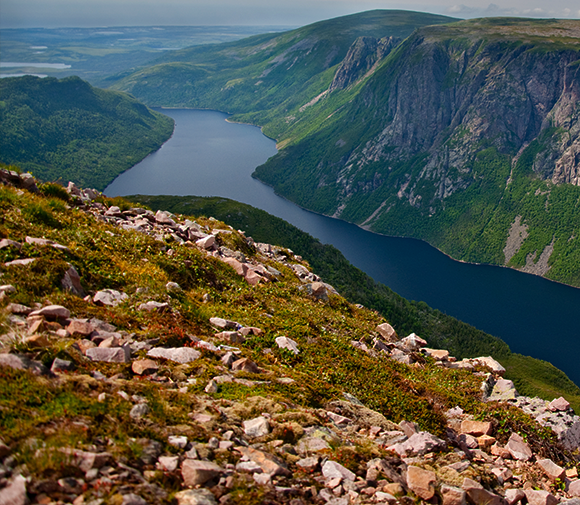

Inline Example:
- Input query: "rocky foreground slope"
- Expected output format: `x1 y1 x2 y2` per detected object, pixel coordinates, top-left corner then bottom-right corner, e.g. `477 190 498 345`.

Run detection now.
1 169 580 505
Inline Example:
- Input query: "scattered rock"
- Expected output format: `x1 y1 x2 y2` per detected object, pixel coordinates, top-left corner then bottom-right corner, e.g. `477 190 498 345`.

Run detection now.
0 474 28 505
132 359 159 375
61 265 85 297
147 347 201 364
29 305 70 320
275 336 300 354
174 489 218 505
243 416 270 438
181 460 223 487
322 460 356 482
231 357 259 373
506 432 533 461
85 347 131 363
407 466 436 500
93 289 128 306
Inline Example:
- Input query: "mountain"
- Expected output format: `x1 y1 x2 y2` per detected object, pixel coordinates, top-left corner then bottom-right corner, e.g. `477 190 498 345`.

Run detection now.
1 170 580 504
114 13 580 287
0 75 174 190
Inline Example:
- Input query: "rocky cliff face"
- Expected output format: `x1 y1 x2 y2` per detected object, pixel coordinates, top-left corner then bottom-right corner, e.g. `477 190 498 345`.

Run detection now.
333 24 580 210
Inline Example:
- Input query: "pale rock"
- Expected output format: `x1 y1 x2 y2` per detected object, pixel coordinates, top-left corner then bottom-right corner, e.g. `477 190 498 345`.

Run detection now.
472 356 506 375
181 459 223 487
407 466 436 500
399 420 419 437
99 335 120 348
322 460 356 482
505 489 526 505
239 326 263 336
122 494 147 505
196 235 215 249
221 352 237 367
0 284 16 294
166 281 181 293
568 479 580 497
24 334 50 348
327 412 352 425
423 348 450 361
138 301 170 312
376 322 397 340
61 448 111 472
491 467 513 484
0 239 21 250
477 435 496 450
236 460 263 473
155 210 176 226
243 416 270 438
5 258 36 267
524 490 559 505
132 359 158 375
0 353 50 375
388 431 446 457
506 432 533 461
222 257 247 276
51 358 73 373
147 347 201 364
399 333 427 351
491 444 512 459
6 303 32 315
296 456 319 472
326 477 342 489
214 331 245 344
375 491 397 503
459 433 479 449
275 336 299 354
168 435 188 449
460 420 493 437
25 236 69 252
67 319 94 336
296 436 331 454
245 268 263 286
209 317 238 330
537 458 565 481
236 447 290 476
489 378 518 400
441 485 467 505
253 473 271 485
76 339 96 354
174 489 218 505
204 380 218 394
548 396 570 411
0 474 28 505
231 357 260 373
85 346 130 363
29 304 70 320
93 289 128 306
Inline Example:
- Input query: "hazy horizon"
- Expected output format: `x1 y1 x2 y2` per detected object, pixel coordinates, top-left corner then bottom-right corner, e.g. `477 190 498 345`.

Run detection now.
2 0 579 30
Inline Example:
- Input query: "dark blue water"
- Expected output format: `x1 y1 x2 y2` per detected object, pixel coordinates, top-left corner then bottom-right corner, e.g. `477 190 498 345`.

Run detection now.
105 108 580 386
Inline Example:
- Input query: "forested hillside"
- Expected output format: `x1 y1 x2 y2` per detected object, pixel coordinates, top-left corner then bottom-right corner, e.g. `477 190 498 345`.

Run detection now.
0 75 174 190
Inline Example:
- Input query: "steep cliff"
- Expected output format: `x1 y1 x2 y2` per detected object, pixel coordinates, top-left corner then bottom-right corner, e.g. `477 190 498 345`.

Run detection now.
254 18 580 286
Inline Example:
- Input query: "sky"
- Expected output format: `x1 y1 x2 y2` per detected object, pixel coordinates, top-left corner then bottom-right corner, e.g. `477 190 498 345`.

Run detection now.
1 0 579 29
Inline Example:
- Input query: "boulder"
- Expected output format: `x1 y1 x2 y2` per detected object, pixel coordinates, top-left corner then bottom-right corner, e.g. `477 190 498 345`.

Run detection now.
61 266 85 297
506 432 533 461
231 357 260 373
376 322 397 341
472 356 506 375
132 359 159 375
85 347 131 363
29 305 70 320
0 474 28 505
548 397 570 411
524 490 559 505
441 485 467 505
209 317 239 330
388 431 446 457
138 301 171 312
537 459 565 481
174 489 218 505
322 460 356 482
399 333 427 351
243 416 270 438
196 235 215 250
67 319 94 336
0 353 51 375
460 420 493 437
147 347 201 364
93 289 128 306
462 478 503 505
236 447 290 476
407 466 436 500
181 459 223 487
275 336 300 354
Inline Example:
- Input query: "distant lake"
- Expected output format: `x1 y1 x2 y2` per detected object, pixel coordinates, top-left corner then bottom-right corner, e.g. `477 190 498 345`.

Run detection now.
0 62 71 69
105 108 580 386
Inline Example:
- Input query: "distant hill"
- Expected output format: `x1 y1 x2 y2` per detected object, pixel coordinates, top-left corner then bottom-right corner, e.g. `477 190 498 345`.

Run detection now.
113 12 580 288
0 75 174 190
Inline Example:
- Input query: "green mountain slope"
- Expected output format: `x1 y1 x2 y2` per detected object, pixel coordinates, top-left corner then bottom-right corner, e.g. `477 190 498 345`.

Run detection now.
114 13 580 287
0 75 174 190
126 193 580 405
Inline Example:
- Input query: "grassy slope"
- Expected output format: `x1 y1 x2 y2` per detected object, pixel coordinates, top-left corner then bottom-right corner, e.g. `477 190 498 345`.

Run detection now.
125 194 580 411
0 75 174 191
